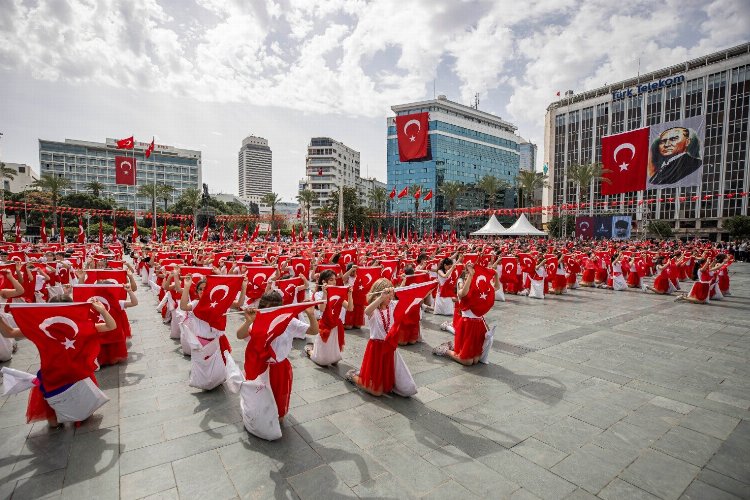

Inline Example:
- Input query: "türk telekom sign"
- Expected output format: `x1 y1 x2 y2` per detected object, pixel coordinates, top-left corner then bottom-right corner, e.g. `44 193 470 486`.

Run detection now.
612 75 685 100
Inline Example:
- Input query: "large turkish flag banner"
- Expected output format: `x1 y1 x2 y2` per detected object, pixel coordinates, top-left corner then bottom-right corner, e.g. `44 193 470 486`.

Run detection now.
395 112 429 162
601 127 649 195
115 156 137 185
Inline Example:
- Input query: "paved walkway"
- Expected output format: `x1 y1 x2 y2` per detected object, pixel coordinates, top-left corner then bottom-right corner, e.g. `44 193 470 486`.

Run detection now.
1 265 749 499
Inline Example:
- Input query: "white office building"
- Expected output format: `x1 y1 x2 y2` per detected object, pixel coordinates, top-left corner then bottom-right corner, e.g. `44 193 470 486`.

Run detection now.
1 162 39 192
298 137 362 208
238 135 272 205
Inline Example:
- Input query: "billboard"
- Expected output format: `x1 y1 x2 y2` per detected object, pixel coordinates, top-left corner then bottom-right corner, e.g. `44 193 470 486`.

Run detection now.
575 215 632 240
647 115 705 189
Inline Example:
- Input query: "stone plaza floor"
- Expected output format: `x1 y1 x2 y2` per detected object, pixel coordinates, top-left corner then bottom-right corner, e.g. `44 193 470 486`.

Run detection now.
1 265 749 500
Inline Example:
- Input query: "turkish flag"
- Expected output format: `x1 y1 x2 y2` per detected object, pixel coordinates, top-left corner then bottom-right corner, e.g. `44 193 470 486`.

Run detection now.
395 112 429 161
397 186 409 199
72 284 128 341
338 248 357 271
389 280 438 342
423 189 433 201
499 257 518 280
244 301 320 380
162 219 167 242
354 266 381 302
289 257 310 278
132 219 138 240
99 219 104 246
413 187 421 199
601 127 649 195
116 136 134 149
389 187 396 199
145 138 155 159
232 227 238 242
462 265 496 317
193 274 244 331
84 269 127 285
380 260 399 281
242 265 276 301
41 217 48 243
250 225 259 242
201 226 209 242
219 224 225 243
576 216 594 239
319 285 348 343
9 303 100 392
15 215 21 243
115 156 136 185
275 277 303 305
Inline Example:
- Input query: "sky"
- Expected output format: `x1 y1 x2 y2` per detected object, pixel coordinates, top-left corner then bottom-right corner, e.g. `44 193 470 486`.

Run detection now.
1 0 748 203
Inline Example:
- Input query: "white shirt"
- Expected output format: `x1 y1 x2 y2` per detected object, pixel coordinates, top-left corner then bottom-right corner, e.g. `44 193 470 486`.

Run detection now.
364 302 395 340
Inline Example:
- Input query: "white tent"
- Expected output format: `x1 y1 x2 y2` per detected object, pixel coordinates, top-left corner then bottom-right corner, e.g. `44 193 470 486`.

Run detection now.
470 215 507 236
502 213 548 236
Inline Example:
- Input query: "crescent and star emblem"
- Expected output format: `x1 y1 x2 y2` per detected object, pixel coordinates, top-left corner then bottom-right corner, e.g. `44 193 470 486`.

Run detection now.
403 119 421 142
613 143 636 172
120 160 132 174
267 313 293 339
209 285 230 307
40 316 80 350
579 221 590 231
504 263 514 274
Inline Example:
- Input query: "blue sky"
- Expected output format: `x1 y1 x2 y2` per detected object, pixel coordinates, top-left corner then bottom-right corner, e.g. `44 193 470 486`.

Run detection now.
1 0 747 202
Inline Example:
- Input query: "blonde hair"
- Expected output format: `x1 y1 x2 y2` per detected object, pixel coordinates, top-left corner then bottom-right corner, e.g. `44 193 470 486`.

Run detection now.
367 277 393 304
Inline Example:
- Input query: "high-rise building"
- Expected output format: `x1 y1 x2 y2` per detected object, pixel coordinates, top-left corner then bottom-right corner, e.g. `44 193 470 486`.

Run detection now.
38 138 201 212
238 135 272 205
387 95 522 232
543 42 750 239
357 176 387 209
519 140 537 172
298 137 361 208
1 162 39 192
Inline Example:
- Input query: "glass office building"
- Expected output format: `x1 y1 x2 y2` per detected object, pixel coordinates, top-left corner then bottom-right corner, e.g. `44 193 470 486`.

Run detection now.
39 138 202 212
387 96 521 232
544 43 750 239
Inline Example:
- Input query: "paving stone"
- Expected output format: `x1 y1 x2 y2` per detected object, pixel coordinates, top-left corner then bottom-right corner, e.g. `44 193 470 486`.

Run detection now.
619 449 700 500
680 480 741 500
696 469 750 499
649 396 696 415
651 426 722 467
11 468 66 500
287 465 357 499
310 433 386 488
368 441 450 497
533 416 602 453
120 463 176 500
680 407 740 440
705 419 750 484
511 438 568 468
421 479 479 500
479 448 577 500
442 456 520 497
61 428 120 500
172 449 237 499
598 478 660 500
551 443 634 494
294 417 341 443
351 471 418 499
570 402 629 429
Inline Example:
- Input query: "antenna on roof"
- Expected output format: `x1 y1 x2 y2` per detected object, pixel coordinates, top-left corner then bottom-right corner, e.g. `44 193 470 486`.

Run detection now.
474 93 480 109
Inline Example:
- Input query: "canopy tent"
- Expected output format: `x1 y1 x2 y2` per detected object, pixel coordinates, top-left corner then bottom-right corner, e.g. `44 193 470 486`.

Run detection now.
501 213 548 236
470 215 507 236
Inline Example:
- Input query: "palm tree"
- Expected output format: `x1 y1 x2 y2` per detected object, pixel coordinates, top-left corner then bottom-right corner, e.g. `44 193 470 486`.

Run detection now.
566 162 612 213
32 174 72 232
439 181 464 232
296 189 316 230
137 184 159 219
157 184 175 211
179 187 202 213
85 180 105 197
515 170 548 209
370 186 388 233
408 184 423 234
0 163 17 233
261 192 281 231
477 174 511 210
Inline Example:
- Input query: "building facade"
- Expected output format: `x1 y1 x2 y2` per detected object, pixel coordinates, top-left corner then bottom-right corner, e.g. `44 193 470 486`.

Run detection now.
387 96 521 232
519 140 537 172
298 137 362 208
238 135 272 205
39 138 201 212
357 176 387 209
544 43 750 239
2 162 39 192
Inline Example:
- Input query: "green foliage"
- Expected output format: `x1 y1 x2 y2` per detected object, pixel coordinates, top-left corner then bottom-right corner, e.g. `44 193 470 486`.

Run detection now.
515 171 547 208
547 215 575 238
722 215 750 238
646 220 674 239
477 175 511 209
322 186 371 230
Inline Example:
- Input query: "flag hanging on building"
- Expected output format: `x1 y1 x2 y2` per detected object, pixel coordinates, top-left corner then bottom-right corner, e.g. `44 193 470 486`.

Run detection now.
601 127 649 195
115 156 137 185
395 112 429 162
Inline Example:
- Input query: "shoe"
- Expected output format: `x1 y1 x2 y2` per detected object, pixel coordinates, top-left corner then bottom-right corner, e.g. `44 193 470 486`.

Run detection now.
345 369 357 384
304 344 314 358
440 321 451 331
432 342 452 357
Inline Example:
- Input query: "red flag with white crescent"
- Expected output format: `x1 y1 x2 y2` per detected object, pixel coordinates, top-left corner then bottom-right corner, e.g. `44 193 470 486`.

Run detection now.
423 189 433 201
354 266 381 302
116 136 134 149
132 219 138 241
289 257 310 278
145 137 155 159
388 280 438 344
395 112 429 162
601 127 649 195
9 303 100 392
115 156 137 185
99 219 104 246
84 269 127 285
242 265 276 301
275 276 303 305
41 217 48 243
192 274 244 331
201 225 209 242
461 265 496 317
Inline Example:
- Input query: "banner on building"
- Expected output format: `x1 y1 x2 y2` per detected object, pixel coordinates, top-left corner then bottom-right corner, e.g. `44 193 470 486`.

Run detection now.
115 156 137 186
647 115 705 190
395 112 430 162
601 127 649 195
575 215 632 240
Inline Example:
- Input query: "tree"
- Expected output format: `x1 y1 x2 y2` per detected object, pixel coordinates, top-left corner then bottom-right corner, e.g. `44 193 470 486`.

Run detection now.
370 186 388 232
296 189 316 229
322 187 369 231
439 181 464 231
0 163 17 231
477 174 511 210
515 171 548 209
646 220 674 239
566 162 612 212
85 181 106 197
32 174 72 231
170 187 202 215
723 215 750 239
157 184 175 211
261 192 281 230
547 215 575 238
137 184 159 217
